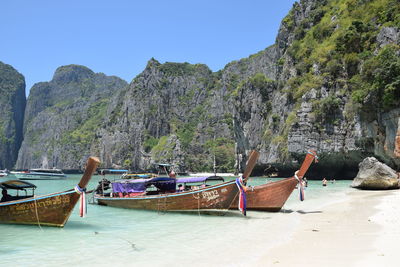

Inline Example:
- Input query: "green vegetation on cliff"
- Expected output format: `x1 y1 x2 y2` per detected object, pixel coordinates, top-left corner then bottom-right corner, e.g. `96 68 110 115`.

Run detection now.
12 0 400 173
158 62 211 77
151 135 175 161
283 0 400 122
0 62 25 96
351 44 400 109
61 99 108 147
16 64 128 169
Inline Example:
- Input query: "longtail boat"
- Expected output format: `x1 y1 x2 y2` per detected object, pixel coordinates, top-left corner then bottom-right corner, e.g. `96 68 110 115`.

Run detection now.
95 179 238 211
230 150 318 211
0 157 100 227
12 168 67 180
94 152 259 212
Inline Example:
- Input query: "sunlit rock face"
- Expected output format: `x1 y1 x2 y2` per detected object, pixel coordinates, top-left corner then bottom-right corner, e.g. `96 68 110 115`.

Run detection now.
10 0 400 177
0 61 26 169
16 65 128 170
352 157 399 190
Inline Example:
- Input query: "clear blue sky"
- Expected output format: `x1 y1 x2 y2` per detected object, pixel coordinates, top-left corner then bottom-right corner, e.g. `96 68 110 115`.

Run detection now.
1 0 297 96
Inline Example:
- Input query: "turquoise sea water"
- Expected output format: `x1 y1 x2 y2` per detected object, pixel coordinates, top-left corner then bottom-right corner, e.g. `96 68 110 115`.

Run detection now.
0 175 353 266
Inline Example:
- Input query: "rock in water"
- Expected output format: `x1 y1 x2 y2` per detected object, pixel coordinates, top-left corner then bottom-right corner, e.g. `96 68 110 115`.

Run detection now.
352 157 399 190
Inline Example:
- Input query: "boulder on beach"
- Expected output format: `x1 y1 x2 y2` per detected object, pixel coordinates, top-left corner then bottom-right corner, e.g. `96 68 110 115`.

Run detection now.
352 157 399 190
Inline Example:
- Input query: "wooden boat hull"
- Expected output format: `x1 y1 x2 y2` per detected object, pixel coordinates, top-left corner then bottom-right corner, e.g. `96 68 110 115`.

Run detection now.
0 190 80 227
0 156 100 227
230 177 298 212
95 181 239 211
232 150 317 212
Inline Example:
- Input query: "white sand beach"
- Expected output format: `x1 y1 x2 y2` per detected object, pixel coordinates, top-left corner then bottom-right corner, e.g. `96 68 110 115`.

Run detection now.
257 189 400 267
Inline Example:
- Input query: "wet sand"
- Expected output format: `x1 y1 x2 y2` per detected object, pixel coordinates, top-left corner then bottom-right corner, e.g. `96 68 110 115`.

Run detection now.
257 189 400 267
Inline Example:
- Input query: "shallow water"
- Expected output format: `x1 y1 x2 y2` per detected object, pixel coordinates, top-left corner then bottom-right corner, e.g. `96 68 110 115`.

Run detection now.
0 175 353 266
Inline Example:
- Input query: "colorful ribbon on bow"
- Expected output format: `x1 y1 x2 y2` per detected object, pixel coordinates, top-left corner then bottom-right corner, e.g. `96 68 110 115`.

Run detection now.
74 185 87 217
235 177 247 216
294 170 305 201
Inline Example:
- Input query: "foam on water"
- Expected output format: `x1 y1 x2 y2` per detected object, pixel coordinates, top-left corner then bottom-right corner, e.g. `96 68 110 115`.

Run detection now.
0 175 352 266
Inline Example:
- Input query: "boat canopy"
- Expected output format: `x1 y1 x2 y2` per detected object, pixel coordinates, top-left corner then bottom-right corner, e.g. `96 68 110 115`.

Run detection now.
112 177 176 193
176 176 225 183
100 169 128 174
0 180 37 190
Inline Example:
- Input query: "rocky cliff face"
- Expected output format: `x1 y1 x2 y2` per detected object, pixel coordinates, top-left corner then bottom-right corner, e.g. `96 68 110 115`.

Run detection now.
13 0 400 177
0 62 26 169
96 59 235 172
287 0 400 177
16 65 128 169
230 0 400 178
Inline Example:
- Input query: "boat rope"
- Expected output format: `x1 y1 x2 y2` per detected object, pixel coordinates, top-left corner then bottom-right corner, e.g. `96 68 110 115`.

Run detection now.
294 170 305 201
157 196 166 215
74 185 87 217
189 189 202 216
197 192 201 217
226 189 240 215
163 197 167 214
192 190 200 200
217 183 243 216
89 191 95 204
195 182 242 216
33 197 43 231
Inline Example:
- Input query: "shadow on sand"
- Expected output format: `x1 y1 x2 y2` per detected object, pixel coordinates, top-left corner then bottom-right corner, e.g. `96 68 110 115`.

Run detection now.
166 209 246 217
280 209 323 214
296 210 323 214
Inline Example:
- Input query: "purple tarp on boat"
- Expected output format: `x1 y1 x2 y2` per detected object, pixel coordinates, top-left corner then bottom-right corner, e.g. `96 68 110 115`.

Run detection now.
176 177 208 183
112 177 177 193
176 176 225 183
112 182 146 193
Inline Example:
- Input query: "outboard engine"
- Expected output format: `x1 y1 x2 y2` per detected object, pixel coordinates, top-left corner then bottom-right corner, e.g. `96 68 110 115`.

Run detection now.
95 178 111 194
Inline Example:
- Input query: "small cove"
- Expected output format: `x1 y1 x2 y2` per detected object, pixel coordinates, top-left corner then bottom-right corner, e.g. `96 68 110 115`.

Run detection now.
0 175 352 266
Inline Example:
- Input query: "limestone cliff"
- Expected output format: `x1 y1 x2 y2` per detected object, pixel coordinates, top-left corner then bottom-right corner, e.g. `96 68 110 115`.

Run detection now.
14 0 400 177
16 65 128 169
0 62 26 169
96 59 235 172
230 0 400 177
